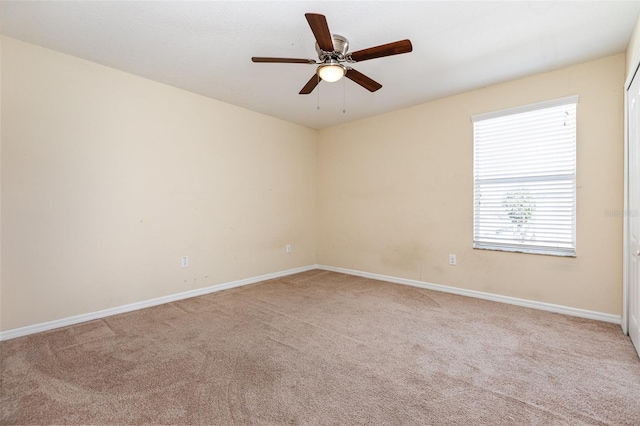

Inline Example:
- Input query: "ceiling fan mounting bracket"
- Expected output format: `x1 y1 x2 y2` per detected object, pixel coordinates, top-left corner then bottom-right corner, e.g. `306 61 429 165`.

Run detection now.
316 34 349 63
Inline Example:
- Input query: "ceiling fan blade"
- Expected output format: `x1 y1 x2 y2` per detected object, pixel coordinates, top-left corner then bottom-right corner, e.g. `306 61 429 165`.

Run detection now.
305 13 334 52
345 68 382 92
299 74 320 95
252 57 316 64
349 39 413 62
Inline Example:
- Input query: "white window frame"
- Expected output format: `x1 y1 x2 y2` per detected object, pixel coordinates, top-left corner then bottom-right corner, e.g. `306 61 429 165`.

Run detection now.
472 95 578 257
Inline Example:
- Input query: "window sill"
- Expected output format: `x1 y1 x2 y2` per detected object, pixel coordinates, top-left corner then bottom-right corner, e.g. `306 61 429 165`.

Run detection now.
473 244 576 258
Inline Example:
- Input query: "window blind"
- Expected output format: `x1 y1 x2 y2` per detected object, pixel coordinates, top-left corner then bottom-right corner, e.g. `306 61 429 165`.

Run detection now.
472 95 578 256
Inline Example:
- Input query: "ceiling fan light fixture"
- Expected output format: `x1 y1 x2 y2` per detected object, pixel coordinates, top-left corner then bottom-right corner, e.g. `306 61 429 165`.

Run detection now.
317 62 346 82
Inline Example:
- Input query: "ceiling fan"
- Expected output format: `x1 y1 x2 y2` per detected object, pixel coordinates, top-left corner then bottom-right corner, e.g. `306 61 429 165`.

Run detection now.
251 13 413 95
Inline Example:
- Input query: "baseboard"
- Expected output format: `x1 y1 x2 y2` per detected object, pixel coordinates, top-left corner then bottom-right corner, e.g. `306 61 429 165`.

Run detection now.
2 263 620 341
0 265 317 341
317 265 621 325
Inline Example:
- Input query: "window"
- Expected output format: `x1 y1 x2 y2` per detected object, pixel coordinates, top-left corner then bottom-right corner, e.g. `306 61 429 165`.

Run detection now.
472 95 578 257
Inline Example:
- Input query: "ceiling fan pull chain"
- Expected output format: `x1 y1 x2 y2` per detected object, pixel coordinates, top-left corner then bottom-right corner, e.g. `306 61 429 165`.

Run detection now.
317 75 321 110
343 77 347 114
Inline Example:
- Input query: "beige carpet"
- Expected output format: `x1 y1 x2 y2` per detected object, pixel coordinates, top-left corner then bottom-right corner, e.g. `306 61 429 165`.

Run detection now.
1 270 639 425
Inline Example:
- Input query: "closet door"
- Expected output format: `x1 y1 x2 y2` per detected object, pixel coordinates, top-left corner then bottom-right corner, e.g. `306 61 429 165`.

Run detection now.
627 68 640 357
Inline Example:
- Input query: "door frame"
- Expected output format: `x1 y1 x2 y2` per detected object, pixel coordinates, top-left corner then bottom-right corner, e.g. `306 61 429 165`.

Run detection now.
623 50 640 335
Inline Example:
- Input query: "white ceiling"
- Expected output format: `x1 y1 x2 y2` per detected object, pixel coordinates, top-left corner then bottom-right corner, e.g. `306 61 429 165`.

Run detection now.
1 1 639 129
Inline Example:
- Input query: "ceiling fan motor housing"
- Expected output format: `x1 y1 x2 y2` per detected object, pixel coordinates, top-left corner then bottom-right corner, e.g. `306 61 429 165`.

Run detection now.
316 34 349 62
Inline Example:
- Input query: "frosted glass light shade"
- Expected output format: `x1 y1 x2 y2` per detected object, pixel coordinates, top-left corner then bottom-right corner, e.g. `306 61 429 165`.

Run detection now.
318 64 346 82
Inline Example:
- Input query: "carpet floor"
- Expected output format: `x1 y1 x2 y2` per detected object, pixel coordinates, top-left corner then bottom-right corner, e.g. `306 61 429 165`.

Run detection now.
1 270 639 425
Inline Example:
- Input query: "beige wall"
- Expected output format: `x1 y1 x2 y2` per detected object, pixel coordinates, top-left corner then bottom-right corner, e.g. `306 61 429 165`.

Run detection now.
627 10 640 79
0 34 629 332
1 36 318 331
318 54 626 315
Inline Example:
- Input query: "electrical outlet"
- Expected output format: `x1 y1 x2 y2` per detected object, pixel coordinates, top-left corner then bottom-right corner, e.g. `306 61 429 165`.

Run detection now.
181 256 189 268
449 254 457 266
286 244 292 253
